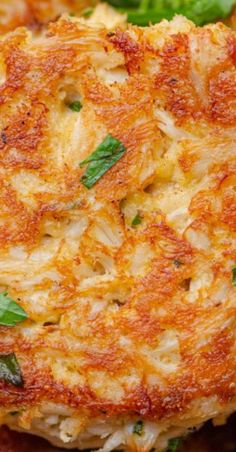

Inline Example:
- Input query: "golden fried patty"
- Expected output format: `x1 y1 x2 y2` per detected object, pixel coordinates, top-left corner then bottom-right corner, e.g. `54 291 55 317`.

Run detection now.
0 13 236 451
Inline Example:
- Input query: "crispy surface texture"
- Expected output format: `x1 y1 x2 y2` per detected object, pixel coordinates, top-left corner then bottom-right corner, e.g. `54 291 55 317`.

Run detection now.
0 0 96 33
0 13 236 451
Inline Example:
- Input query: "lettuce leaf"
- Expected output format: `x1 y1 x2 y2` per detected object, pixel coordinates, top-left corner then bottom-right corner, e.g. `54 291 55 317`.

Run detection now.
107 0 236 26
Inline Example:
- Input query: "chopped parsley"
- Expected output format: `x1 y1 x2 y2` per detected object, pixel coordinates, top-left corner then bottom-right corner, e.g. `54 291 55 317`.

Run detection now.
167 437 182 452
0 292 28 327
232 267 236 286
80 134 126 189
68 101 82 112
133 420 144 436
131 213 142 227
0 353 23 387
82 7 94 17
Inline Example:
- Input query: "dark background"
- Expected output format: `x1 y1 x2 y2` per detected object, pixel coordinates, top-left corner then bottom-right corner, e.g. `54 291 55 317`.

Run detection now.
1 414 236 452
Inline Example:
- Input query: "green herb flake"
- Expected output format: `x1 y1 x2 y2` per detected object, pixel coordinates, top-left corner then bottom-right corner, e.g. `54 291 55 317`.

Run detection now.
131 213 142 227
167 437 182 452
133 420 144 436
80 134 126 189
68 101 82 112
82 7 94 17
0 292 28 327
173 260 183 268
0 353 23 387
232 267 236 286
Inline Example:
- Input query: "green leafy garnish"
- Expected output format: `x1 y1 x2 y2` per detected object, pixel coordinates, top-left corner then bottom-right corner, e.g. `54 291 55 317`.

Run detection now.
80 134 126 189
0 292 28 327
167 437 182 452
0 353 23 387
132 213 142 227
107 0 236 26
68 101 82 112
232 267 236 286
133 420 144 436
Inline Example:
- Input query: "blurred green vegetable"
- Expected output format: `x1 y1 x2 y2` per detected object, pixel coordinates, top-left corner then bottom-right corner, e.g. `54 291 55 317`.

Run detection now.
167 437 182 452
107 0 236 26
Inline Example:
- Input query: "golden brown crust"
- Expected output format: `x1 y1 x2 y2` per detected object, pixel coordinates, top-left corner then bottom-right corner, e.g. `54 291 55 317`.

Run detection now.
0 1 95 34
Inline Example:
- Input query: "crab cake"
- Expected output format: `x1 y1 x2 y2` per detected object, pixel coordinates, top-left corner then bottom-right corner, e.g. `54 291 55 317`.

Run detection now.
0 13 236 452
